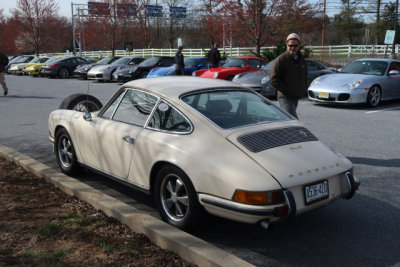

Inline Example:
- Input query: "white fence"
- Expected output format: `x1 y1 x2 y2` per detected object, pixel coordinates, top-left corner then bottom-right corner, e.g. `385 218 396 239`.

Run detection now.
41 44 399 58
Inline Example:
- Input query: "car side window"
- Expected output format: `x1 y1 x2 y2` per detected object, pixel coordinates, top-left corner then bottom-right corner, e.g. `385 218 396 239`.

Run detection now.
147 101 192 133
389 62 400 72
77 58 87 64
306 61 322 71
101 90 125 119
248 59 262 68
104 89 158 126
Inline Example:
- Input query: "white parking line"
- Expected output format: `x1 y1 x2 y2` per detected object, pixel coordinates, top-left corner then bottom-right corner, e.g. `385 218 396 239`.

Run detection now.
366 107 400 114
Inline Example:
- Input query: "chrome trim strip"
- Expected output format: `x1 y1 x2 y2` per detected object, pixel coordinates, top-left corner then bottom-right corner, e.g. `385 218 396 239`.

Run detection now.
201 197 280 216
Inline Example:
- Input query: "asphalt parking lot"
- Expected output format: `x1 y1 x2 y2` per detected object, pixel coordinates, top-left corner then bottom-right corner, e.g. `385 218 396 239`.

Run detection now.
1 74 399 266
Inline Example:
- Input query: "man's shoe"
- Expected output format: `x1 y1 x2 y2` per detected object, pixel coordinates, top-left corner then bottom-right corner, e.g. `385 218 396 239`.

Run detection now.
4 90 7 96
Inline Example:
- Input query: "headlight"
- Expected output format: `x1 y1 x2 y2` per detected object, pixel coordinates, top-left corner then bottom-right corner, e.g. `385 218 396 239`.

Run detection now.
232 74 241 82
261 76 269 84
213 72 218 78
347 80 362 90
311 77 321 86
192 71 197 76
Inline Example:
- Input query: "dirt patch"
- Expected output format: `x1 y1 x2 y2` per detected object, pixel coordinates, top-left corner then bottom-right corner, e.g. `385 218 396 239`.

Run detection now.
0 157 195 266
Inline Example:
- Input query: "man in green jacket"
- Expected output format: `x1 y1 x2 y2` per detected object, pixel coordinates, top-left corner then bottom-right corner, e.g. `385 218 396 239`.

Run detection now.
270 33 307 119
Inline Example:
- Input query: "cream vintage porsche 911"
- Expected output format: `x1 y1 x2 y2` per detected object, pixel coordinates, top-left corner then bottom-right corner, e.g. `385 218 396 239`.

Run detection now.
48 76 359 230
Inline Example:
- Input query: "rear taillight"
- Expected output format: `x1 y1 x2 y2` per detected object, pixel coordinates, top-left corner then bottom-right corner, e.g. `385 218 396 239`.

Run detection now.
49 63 59 68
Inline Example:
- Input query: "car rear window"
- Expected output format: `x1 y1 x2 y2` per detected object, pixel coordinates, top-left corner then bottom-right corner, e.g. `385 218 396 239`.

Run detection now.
181 90 291 129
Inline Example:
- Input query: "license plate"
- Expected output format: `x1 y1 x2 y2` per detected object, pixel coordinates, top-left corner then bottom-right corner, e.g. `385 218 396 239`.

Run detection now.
318 92 329 99
304 180 329 205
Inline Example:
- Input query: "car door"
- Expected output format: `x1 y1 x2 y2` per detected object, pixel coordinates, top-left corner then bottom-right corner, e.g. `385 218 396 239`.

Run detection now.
383 62 400 98
77 89 158 179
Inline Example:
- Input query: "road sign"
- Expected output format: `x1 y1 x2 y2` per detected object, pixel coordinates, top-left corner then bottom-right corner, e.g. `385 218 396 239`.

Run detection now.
384 30 396 45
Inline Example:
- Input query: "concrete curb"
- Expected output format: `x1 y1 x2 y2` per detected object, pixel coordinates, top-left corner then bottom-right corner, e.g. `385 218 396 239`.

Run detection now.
0 145 254 267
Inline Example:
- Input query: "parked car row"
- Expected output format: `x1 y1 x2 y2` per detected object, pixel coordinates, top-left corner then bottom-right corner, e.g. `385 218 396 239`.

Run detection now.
6 54 400 107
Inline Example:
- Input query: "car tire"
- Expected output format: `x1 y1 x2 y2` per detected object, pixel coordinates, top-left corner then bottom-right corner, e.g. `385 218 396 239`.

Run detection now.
55 128 82 176
154 165 203 230
226 75 235 81
58 67 69 79
367 85 381 107
140 72 148 78
59 94 103 112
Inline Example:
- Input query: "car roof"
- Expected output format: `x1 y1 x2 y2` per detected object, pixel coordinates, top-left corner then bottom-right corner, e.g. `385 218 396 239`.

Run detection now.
123 76 247 100
355 58 400 63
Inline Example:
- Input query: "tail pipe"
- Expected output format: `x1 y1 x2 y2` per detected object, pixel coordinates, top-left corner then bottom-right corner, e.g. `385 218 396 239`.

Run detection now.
343 171 360 200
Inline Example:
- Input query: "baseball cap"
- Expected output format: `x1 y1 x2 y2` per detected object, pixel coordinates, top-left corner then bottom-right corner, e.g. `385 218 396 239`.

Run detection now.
287 33 301 43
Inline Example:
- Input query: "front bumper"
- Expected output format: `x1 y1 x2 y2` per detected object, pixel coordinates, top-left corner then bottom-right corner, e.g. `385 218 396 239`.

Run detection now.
40 68 58 77
308 88 368 104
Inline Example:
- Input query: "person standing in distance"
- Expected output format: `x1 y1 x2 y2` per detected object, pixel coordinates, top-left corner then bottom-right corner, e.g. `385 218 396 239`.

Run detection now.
0 50 9 96
207 43 221 68
175 45 185 76
270 33 307 119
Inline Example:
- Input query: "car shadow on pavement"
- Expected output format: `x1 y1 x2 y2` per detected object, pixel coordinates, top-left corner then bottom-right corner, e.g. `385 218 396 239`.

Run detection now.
348 156 400 168
189 195 400 267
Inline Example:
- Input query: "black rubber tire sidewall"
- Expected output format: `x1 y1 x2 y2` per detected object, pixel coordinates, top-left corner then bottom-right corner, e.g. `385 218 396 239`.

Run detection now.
58 67 69 79
59 94 103 112
54 128 82 176
154 165 203 230
367 86 381 107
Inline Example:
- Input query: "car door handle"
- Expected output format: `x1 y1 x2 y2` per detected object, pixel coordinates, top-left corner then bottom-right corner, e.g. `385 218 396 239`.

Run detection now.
122 136 135 144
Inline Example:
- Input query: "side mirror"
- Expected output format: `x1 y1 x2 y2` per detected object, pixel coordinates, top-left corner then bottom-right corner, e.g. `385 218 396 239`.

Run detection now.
83 112 92 121
388 70 400 76
244 65 250 70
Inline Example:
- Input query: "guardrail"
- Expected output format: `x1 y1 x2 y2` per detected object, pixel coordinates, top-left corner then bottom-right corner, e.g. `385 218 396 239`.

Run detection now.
40 44 399 59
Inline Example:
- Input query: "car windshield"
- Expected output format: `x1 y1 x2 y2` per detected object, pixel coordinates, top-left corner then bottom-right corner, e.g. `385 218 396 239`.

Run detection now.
45 57 60 64
111 57 132 65
9 56 22 63
97 57 114 64
340 60 388 76
184 58 199 68
181 89 291 129
139 57 160 67
262 60 274 71
222 58 247 68
16 56 31 63
30 57 41 63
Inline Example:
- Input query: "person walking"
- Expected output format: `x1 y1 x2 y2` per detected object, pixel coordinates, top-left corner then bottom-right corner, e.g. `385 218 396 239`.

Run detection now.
269 33 307 119
0 51 9 96
207 43 221 68
174 45 185 76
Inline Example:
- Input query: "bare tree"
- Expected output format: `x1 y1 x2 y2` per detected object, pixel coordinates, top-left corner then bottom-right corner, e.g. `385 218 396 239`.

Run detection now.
11 0 59 55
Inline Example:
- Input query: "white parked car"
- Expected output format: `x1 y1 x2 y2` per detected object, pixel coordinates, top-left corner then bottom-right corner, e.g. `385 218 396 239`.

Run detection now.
48 77 359 230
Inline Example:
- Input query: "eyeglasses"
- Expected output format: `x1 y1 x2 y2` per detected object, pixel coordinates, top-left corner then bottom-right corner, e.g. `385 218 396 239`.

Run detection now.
288 44 299 48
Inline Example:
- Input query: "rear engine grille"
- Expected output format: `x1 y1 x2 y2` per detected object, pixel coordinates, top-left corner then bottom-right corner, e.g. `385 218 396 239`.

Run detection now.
237 126 318 153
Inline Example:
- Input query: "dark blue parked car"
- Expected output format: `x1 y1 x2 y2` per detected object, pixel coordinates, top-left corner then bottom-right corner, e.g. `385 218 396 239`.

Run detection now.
147 57 209 77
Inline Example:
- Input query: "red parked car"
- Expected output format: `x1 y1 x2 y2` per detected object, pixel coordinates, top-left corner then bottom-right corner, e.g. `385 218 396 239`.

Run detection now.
194 56 267 81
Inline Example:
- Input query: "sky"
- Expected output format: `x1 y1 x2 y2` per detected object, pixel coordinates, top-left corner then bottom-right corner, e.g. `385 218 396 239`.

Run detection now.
2 0 335 19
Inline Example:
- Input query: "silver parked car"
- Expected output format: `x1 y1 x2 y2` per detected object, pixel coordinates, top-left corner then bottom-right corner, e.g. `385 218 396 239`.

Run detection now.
87 56 144 82
308 58 400 107
232 59 335 98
